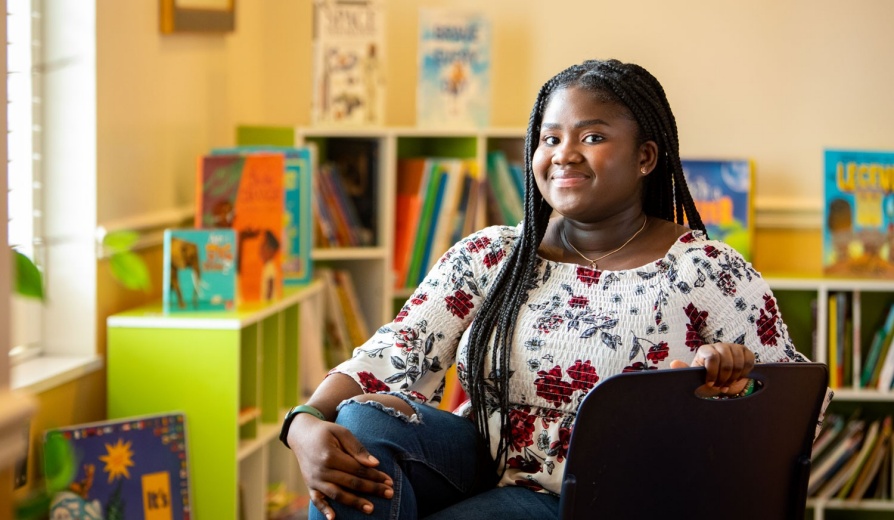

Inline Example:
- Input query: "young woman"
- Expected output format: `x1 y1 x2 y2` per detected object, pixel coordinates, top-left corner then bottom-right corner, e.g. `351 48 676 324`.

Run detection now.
284 59 827 519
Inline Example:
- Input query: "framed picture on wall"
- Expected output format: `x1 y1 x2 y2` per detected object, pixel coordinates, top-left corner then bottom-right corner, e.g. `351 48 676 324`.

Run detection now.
160 0 236 34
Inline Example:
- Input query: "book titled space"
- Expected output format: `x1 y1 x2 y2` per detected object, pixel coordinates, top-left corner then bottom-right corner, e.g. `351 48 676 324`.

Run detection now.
417 9 491 129
163 228 237 313
681 159 754 261
823 149 894 278
312 0 385 126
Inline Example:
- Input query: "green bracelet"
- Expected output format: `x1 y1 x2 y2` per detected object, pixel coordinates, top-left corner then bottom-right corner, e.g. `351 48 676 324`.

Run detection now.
279 404 326 448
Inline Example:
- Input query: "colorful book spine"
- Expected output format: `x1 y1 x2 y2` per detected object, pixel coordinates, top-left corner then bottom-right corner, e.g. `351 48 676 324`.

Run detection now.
312 0 385 126
823 149 894 278
681 159 754 262
394 158 433 288
196 153 285 302
163 228 237 313
417 9 491 129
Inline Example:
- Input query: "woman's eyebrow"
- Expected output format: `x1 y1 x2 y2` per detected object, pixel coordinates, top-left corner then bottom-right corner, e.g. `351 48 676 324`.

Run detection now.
541 119 610 131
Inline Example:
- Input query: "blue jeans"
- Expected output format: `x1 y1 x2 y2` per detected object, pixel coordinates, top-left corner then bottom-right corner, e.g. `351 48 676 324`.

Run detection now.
307 395 559 520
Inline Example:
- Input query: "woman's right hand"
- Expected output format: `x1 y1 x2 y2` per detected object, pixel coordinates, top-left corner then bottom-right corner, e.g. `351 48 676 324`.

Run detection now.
289 413 394 519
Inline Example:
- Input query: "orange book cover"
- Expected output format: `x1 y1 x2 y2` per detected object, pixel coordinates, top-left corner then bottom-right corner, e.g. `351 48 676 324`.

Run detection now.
394 158 431 288
196 153 285 303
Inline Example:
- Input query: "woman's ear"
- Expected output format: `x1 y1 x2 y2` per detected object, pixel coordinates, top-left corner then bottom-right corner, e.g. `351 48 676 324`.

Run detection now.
638 141 659 177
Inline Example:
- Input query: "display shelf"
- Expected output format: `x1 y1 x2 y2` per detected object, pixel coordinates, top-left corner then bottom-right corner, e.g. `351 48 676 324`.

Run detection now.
107 281 324 520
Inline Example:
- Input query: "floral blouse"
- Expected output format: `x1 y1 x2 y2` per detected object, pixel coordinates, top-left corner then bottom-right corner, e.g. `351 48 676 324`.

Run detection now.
332 224 829 496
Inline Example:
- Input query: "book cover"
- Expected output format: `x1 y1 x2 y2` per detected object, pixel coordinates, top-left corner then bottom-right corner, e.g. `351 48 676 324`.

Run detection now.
216 140 316 287
681 159 754 261
44 413 191 520
417 9 491 129
196 153 285 303
163 229 237 313
823 149 894 278
312 0 385 126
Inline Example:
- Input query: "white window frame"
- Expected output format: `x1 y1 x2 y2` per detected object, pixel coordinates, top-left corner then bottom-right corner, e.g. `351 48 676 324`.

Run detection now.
9 0 102 392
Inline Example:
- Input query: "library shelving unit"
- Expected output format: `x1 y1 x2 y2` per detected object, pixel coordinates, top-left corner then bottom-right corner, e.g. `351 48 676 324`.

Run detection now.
766 275 894 520
106 282 325 520
296 126 527 322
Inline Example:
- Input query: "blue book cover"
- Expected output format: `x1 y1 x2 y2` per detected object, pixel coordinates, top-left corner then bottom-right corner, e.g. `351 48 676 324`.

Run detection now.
417 9 490 129
823 149 894 278
213 145 315 286
163 228 237 312
681 159 754 261
44 413 191 520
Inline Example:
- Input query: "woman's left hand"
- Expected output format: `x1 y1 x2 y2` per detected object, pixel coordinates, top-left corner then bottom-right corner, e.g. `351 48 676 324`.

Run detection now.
669 343 755 395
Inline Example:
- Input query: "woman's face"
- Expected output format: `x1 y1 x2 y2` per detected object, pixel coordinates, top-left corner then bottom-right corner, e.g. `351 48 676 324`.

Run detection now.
532 85 653 223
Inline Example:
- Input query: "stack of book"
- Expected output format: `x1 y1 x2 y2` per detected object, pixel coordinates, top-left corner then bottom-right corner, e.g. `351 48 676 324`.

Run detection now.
808 412 893 501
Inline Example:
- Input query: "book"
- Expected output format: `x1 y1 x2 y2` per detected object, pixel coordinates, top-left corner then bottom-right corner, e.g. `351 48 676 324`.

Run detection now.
681 159 754 261
44 413 191 520
323 138 379 246
316 267 354 367
312 0 385 126
823 149 894 278
808 418 866 496
862 303 894 387
394 158 433 288
828 293 840 388
485 150 524 226
835 419 881 498
163 228 237 313
849 416 892 499
876 329 894 391
213 142 316 287
417 9 491 129
196 153 285 303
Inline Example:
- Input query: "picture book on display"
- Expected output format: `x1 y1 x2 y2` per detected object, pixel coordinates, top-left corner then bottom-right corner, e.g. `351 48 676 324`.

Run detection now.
196 153 285 303
681 159 754 261
44 413 191 520
312 0 385 126
163 228 237 313
217 128 316 287
823 149 894 278
417 9 491 129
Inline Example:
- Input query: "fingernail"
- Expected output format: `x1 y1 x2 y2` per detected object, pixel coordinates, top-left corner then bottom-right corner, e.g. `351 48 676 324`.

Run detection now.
368 455 379 464
363 504 373 513
384 488 394 498
720 386 729 393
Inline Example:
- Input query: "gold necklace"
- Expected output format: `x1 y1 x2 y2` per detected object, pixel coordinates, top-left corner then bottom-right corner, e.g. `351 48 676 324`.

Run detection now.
561 216 648 269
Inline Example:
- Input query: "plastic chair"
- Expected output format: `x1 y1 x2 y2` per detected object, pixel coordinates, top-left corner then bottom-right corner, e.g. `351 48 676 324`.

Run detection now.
558 363 828 520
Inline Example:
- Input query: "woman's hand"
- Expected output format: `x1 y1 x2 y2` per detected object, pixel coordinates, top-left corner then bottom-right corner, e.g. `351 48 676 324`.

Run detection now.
289 413 394 519
669 343 755 396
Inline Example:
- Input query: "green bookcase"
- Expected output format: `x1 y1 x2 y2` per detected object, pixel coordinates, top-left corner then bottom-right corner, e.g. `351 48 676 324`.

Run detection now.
107 282 324 520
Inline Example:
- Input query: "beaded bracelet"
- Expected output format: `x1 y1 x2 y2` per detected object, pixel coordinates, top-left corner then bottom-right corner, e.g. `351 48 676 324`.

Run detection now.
708 378 757 400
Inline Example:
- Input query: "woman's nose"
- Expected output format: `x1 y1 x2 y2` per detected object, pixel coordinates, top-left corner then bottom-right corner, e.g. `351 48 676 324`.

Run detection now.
552 141 583 165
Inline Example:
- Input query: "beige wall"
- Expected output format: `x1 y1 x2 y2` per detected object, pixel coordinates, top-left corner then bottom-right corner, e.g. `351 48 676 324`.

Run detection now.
97 0 894 233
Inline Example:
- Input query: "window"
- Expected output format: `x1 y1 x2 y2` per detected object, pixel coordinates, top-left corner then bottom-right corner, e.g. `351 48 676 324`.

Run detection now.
7 0 43 364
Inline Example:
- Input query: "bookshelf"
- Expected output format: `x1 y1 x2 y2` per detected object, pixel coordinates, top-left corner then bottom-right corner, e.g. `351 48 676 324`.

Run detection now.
767 276 894 519
106 282 325 520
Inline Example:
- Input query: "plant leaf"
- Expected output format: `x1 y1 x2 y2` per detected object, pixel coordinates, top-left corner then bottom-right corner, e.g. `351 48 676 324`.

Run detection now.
43 431 77 493
103 230 140 253
109 251 151 291
12 249 44 300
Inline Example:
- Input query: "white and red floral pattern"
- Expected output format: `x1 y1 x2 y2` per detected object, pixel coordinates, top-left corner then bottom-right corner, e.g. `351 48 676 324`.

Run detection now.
332 224 829 495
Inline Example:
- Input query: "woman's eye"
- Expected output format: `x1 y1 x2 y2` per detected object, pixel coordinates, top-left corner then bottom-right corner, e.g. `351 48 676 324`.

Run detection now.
583 134 603 143
542 135 559 146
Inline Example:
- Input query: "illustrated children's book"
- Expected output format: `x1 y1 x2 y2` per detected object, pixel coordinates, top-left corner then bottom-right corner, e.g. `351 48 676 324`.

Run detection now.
823 149 894 278
216 133 316 287
44 413 191 520
681 159 754 261
312 0 385 126
163 228 237 313
417 9 491 129
196 153 285 302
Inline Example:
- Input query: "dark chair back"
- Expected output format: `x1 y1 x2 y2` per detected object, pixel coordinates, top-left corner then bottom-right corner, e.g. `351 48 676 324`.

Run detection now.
558 363 828 520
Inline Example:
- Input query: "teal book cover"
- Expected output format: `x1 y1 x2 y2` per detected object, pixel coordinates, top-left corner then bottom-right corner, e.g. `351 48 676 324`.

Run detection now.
417 9 490 129
163 228 237 312
44 413 191 520
681 159 754 261
823 149 894 278
214 143 315 286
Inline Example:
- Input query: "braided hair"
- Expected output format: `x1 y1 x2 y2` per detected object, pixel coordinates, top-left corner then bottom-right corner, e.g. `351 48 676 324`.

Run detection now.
465 59 706 466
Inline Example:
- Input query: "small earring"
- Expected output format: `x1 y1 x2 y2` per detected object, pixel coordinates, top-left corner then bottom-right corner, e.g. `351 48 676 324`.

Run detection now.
640 167 647 174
